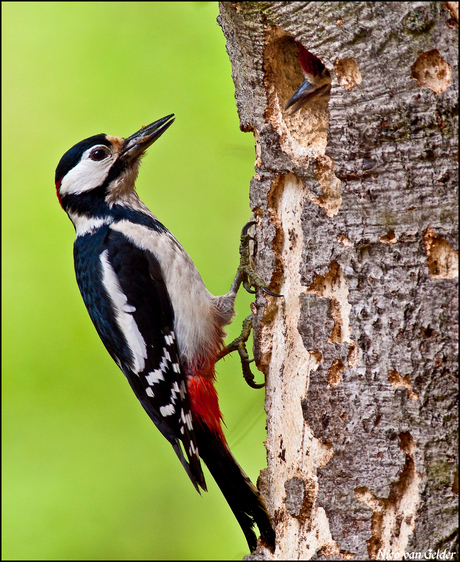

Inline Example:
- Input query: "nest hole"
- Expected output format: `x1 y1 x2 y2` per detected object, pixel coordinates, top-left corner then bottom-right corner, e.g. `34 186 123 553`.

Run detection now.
264 27 331 164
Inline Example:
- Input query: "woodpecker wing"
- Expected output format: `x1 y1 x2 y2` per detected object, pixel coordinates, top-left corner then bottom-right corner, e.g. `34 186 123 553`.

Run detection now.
74 224 206 491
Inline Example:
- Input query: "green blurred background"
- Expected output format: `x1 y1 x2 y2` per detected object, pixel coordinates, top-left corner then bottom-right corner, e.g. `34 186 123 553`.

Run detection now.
3 3 269 559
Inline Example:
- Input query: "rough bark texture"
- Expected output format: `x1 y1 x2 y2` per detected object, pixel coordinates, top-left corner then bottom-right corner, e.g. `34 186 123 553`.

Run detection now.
218 2 458 560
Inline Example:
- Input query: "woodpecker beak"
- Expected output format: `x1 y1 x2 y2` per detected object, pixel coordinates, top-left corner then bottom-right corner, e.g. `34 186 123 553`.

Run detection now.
121 114 175 162
285 79 331 114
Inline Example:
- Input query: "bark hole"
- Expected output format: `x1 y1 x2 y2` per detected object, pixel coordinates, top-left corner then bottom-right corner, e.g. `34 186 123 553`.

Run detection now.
423 226 458 279
334 57 362 91
327 358 346 387
388 369 419 401
284 475 317 527
379 229 398 245
410 49 452 94
443 2 459 25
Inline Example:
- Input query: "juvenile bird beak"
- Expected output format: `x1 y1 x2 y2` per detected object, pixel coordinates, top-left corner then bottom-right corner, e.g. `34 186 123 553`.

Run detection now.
121 114 175 162
285 80 331 114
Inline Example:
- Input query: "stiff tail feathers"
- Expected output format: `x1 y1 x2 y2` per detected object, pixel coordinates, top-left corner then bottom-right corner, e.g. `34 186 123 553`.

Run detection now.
172 440 207 493
195 425 275 552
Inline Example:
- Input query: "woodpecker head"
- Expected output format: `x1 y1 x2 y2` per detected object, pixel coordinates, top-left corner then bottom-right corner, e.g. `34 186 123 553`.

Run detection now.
285 44 331 114
55 114 175 217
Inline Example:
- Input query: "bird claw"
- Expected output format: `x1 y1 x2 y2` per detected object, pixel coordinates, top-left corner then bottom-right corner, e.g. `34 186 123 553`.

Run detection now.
238 221 283 298
241 220 256 237
221 222 282 389
217 316 265 389
262 287 283 298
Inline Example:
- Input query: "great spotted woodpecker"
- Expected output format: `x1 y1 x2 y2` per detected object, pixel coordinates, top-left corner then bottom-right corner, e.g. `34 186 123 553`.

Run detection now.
55 115 275 552
285 43 331 114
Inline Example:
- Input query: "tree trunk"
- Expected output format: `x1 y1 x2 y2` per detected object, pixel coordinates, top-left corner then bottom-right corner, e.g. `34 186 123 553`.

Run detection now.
218 2 458 559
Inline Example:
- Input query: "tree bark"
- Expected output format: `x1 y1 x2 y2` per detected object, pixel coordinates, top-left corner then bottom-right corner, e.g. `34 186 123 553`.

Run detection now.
218 2 458 559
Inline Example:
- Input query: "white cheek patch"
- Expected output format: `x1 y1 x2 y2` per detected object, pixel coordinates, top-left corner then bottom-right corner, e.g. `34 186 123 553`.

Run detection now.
60 146 116 197
100 249 147 373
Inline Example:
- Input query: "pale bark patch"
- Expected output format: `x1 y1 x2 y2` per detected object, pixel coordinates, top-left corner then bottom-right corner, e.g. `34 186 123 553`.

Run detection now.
423 226 458 279
410 49 451 94
388 370 419 401
261 173 337 558
355 433 422 559
334 58 362 91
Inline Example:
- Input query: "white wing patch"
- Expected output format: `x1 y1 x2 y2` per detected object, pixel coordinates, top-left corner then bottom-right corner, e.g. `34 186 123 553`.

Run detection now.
145 369 164 386
160 404 175 417
181 409 193 431
159 348 171 370
143 333 184 421
100 249 147 374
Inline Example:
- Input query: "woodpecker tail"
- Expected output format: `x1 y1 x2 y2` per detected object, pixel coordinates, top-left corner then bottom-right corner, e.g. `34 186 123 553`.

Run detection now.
195 426 275 552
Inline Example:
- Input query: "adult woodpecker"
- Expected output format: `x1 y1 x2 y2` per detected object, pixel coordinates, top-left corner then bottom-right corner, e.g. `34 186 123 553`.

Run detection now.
285 43 331 114
55 115 275 552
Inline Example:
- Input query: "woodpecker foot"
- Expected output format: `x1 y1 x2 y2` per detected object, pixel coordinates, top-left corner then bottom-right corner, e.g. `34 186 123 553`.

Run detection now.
221 221 282 389
237 222 282 298
218 315 265 389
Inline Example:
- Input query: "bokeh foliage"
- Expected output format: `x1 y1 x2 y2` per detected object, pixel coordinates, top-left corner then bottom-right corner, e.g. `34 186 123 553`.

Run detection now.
3 3 268 559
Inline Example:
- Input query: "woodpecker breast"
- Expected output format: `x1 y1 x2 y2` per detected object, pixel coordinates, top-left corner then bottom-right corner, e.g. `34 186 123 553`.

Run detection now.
109 218 231 370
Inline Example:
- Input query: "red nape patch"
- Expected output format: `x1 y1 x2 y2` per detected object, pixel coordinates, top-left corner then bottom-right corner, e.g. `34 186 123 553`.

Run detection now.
298 43 326 77
55 180 63 208
187 374 227 446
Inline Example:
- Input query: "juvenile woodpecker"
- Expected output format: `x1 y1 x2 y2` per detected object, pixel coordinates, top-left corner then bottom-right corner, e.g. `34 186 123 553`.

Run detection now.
285 43 331 114
55 115 275 552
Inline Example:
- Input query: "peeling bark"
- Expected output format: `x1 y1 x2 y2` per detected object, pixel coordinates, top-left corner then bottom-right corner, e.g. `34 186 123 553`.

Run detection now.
218 2 458 559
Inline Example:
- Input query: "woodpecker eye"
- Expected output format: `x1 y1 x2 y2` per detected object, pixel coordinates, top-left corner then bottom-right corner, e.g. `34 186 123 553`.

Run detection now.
89 147 110 161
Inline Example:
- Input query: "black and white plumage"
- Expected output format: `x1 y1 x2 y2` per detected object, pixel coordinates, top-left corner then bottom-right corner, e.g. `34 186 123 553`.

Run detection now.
55 115 275 552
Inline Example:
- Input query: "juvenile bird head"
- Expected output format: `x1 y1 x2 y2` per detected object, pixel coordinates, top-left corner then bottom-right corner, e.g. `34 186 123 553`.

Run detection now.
55 115 175 215
285 44 331 114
